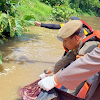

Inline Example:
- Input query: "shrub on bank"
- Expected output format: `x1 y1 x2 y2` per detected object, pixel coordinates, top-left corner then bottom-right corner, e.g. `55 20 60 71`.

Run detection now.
51 5 79 22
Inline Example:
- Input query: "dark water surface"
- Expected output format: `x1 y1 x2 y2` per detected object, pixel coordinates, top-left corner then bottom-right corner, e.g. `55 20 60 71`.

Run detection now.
0 16 100 100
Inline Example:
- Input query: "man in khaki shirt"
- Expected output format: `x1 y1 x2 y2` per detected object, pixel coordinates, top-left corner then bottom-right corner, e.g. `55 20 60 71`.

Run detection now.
56 46 100 89
38 20 100 95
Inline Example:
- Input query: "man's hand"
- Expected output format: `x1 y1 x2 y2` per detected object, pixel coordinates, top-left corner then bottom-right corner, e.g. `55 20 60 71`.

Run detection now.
39 73 48 79
33 21 41 27
38 76 57 91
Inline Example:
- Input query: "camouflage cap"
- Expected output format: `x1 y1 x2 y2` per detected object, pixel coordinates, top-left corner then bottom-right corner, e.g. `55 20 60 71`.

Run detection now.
57 20 82 40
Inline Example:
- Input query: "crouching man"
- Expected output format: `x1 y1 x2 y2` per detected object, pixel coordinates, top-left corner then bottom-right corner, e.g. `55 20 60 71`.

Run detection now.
38 20 100 96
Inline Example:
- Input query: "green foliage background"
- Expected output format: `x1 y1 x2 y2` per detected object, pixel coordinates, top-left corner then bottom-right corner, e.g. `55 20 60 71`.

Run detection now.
51 3 78 22
39 0 100 17
0 0 100 39
16 0 52 21
39 0 65 7
69 0 100 16
0 0 23 38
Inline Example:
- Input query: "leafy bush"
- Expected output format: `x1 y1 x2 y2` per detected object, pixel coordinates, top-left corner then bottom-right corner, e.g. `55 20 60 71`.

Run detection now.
39 0 65 7
51 5 79 22
69 0 100 16
22 14 36 26
0 0 36 38
0 12 24 37
0 0 23 38
88 9 95 16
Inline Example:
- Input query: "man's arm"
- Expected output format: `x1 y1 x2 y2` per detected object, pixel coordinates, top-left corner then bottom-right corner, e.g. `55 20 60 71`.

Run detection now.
48 50 76 74
39 50 76 79
38 47 100 91
34 21 61 29
41 23 61 29
56 47 100 90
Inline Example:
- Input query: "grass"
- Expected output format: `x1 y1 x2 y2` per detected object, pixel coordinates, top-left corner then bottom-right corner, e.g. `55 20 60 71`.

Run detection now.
16 0 52 21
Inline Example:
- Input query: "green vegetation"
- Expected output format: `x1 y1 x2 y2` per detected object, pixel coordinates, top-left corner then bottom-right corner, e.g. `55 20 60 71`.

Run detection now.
39 0 65 7
16 0 100 22
39 0 100 18
0 0 100 37
16 0 79 22
69 0 100 16
0 0 23 38
0 0 99 38
16 0 52 21
51 4 78 22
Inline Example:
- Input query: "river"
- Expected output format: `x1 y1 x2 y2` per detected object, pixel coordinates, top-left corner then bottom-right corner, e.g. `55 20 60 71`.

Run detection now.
0 16 100 100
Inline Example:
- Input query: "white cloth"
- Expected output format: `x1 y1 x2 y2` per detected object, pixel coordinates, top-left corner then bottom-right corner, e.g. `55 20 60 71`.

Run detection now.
38 76 57 91
39 73 48 79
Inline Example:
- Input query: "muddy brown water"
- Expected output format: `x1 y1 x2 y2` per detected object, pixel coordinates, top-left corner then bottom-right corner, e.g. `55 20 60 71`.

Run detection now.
0 16 100 100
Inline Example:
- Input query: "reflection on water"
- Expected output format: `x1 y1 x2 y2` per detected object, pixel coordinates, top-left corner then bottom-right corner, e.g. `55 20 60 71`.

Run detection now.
16 34 42 42
0 16 100 100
